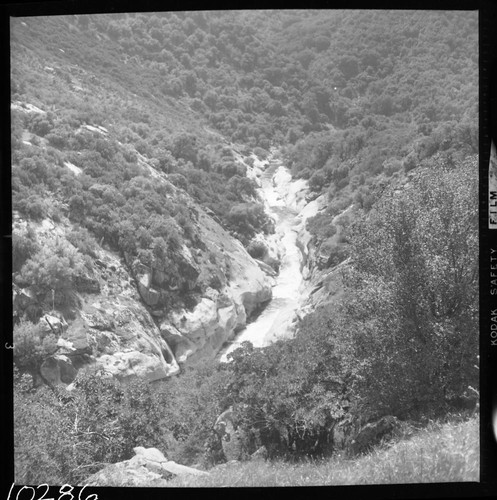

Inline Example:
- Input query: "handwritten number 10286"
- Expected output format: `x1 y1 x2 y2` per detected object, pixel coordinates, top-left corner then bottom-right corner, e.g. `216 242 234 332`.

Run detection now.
6 483 98 500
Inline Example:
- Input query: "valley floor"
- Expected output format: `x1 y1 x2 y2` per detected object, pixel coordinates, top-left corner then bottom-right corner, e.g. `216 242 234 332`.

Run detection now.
166 415 479 487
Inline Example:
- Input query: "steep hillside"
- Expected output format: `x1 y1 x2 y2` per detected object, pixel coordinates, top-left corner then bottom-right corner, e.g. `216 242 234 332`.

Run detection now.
11 15 277 384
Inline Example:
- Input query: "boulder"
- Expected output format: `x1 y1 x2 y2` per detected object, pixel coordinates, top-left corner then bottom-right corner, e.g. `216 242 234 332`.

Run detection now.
254 259 278 277
135 249 200 303
83 447 208 486
170 298 218 343
64 316 92 355
214 407 244 461
133 446 168 463
38 314 67 335
96 350 178 382
84 460 169 487
171 244 201 289
56 337 75 351
163 292 244 364
160 461 209 477
227 246 272 320
74 273 101 294
40 355 78 386
237 286 272 318
159 325 196 364
137 273 161 307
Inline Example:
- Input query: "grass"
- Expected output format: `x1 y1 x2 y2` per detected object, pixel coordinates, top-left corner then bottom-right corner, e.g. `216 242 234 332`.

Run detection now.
166 415 479 487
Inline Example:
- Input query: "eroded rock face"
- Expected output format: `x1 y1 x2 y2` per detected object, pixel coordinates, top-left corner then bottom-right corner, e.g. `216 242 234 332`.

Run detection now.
81 294 180 381
157 207 273 365
12 217 181 384
133 244 201 308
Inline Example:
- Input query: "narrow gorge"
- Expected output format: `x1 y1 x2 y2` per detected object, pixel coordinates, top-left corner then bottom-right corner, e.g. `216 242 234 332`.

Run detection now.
10 11 479 487
219 154 319 361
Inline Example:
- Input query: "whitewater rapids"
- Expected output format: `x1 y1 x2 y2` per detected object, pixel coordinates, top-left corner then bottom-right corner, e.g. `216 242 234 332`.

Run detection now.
219 159 318 362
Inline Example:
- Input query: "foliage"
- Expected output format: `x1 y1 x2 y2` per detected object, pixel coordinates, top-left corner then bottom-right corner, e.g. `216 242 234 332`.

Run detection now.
166 415 479 486
306 213 337 241
246 240 267 260
13 320 58 376
16 238 87 305
12 228 39 273
13 363 231 484
14 376 77 485
341 157 478 417
66 226 99 258
227 203 272 244
156 361 231 466
224 331 350 459
67 371 169 471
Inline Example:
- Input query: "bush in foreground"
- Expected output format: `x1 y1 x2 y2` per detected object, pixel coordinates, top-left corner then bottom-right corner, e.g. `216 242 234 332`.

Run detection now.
166 415 479 487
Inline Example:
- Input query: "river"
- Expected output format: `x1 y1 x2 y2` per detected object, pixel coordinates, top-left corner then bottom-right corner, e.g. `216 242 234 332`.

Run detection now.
219 158 313 362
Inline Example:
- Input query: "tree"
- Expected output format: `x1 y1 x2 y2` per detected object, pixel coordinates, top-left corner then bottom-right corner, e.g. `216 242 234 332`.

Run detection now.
170 133 198 164
344 157 478 417
227 203 270 241
308 170 326 192
338 55 359 79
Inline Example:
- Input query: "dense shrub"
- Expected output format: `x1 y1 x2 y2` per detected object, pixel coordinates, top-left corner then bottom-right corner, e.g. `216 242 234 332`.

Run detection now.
12 229 39 273
247 240 267 260
13 320 58 376
16 239 86 305
227 203 271 242
14 369 170 484
14 362 231 484
14 377 77 484
306 213 337 241
66 226 100 258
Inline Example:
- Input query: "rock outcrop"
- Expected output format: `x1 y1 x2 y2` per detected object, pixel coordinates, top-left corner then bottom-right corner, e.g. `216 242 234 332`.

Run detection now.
158 206 273 365
294 196 353 317
80 293 180 381
132 243 201 308
40 355 78 385
213 406 246 461
83 447 208 487
12 215 181 385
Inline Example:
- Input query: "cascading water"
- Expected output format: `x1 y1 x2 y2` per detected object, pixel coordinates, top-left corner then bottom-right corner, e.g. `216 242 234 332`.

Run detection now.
219 158 312 362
